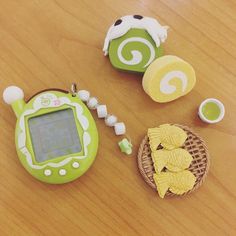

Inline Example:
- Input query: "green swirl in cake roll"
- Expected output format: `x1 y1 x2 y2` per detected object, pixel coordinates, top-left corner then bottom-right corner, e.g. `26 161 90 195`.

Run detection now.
103 15 168 73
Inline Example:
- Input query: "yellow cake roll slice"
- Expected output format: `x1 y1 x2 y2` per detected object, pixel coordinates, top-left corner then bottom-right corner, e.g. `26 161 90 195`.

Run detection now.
142 55 196 103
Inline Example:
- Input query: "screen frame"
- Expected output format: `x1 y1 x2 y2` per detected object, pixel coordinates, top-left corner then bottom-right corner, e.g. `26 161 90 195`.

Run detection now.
26 107 84 164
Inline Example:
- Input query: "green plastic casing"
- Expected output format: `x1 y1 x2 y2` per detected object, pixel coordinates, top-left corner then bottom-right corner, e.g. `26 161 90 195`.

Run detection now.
108 28 163 73
14 90 99 184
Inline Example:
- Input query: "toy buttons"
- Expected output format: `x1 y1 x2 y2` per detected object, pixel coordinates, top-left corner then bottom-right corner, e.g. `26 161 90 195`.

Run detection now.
103 15 196 103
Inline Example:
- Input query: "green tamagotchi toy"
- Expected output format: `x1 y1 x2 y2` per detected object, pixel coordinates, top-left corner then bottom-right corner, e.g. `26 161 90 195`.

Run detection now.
3 86 99 184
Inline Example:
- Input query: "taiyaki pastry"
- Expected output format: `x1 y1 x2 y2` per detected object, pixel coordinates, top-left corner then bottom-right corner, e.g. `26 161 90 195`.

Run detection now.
148 124 187 151
152 148 193 173
153 170 196 198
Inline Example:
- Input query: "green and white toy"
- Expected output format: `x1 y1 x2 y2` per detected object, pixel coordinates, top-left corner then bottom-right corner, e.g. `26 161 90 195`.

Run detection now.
3 86 99 184
3 85 132 183
103 15 168 73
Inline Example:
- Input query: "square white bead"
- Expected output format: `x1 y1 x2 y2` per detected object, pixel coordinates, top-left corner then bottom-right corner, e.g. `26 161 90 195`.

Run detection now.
114 122 126 135
97 105 108 118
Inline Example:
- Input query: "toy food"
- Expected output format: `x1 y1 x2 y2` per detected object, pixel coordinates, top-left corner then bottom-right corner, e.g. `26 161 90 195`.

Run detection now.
152 148 193 173
3 86 99 184
148 124 187 151
138 124 210 197
147 124 195 197
103 15 168 73
198 98 225 124
142 55 196 102
153 170 196 198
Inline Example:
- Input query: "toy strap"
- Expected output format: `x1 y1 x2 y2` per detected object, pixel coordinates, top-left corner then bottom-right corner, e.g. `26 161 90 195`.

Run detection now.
70 83 132 155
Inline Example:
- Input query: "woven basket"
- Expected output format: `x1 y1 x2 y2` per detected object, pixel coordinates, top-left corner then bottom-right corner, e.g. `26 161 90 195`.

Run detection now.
137 124 210 197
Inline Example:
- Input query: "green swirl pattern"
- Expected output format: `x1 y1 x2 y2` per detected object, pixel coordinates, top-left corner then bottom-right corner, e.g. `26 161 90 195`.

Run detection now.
108 28 163 73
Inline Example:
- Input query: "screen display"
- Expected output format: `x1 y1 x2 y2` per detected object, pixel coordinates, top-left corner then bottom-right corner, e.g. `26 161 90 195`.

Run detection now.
28 109 82 163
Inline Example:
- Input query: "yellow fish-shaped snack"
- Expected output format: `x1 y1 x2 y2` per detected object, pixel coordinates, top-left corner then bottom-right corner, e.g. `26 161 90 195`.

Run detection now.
148 124 187 151
153 170 196 198
152 148 193 173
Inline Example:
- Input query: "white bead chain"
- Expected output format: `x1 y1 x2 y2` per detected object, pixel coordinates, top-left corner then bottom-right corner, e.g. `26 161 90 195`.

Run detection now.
78 89 126 136
74 84 132 155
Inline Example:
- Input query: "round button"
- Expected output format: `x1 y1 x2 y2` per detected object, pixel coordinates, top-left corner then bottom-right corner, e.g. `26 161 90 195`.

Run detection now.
44 169 52 176
72 162 80 168
59 169 67 176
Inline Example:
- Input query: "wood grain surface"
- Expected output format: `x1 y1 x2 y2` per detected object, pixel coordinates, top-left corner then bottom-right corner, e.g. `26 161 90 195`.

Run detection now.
0 0 236 235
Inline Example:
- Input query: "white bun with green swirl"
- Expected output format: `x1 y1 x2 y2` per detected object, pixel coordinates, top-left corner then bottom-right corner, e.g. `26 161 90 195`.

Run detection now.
142 55 196 103
103 15 168 73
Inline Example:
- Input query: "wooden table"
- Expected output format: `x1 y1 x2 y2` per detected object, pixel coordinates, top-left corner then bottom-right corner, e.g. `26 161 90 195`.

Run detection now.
0 1 235 235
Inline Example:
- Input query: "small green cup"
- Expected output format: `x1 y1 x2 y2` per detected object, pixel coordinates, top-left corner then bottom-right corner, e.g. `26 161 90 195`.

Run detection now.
198 98 225 124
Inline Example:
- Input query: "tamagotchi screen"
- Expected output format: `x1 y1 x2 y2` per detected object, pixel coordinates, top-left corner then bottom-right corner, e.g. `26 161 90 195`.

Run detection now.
28 109 82 163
